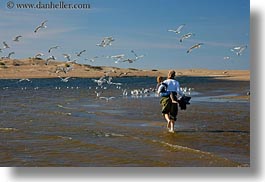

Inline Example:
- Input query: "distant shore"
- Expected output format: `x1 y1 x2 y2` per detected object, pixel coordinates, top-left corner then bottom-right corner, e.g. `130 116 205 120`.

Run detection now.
0 58 250 81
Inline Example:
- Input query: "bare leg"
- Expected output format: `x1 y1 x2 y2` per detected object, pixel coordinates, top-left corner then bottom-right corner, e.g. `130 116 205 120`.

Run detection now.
164 114 171 129
169 119 175 133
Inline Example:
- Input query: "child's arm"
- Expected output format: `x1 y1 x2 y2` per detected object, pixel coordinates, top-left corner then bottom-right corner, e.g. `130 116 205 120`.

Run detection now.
160 91 170 97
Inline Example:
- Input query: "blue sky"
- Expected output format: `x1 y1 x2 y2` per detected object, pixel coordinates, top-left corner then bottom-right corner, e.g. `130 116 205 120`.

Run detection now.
0 0 250 70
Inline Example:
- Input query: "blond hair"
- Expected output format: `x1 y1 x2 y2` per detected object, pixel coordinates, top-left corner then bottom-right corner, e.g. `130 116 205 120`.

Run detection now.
156 76 163 83
167 70 176 79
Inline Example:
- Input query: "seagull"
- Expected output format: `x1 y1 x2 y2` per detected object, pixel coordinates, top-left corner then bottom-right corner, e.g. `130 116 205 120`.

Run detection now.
45 56 56 65
58 76 71 83
13 35 22 42
99 96 115 102
76 50 86 57
3 42 10 49
93 76 107 86
34 20 48 33
187 43 204 53
180 33 194 43
85 56 99 63
6 52 15 59
230 45 247 56
168 24 185 34
34 53 44 59
223 56 230 60
18 78 31 83
122 58 136 63
96 36 115 47
62 54 71 62
107 54 125 63
48 46 59 53
95 91 103 97
131 50 145 60
118 72 131 77
55 65 74 74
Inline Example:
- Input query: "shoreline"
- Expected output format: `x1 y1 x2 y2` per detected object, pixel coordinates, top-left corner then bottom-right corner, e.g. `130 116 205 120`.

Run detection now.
0 58 250 81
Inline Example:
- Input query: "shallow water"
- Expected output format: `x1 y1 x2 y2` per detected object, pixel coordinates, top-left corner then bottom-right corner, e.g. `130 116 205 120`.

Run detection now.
0 77 250 166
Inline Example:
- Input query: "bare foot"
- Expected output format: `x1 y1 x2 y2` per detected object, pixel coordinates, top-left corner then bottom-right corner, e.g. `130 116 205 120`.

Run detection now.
168 129 175 133
167 121 170 129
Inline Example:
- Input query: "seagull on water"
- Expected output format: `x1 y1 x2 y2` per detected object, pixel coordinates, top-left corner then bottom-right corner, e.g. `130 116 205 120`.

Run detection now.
99 96 115 102
18 78 32 83
13 35 22 42
187 43 204 53
58 76 71 83
180 33 194 43
168 24 185 34
34 20 48 33
48 46 59 53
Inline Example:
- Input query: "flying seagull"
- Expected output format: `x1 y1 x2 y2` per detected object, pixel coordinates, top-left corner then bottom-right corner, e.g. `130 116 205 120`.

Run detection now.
62 54 71 62
45 55 56 65
168 24 185 34
96 36 115 47
13 35 22 42
34 20 48 33
76 50 86 57
3 42 10 49
34 53 44 59
187 43 204 53
180 33 194 43
230 45 247 56
131 50 145 60
122 58 136 64
6 52 15 59
48 46 59 53
85 56 99 63
107 54 125 63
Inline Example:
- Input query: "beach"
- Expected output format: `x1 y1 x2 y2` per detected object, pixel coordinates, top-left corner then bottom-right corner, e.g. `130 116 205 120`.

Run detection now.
0 58 249 81
0 58 250 167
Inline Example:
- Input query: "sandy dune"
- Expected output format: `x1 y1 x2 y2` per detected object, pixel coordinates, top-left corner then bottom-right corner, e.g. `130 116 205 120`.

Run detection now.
0 58 249 81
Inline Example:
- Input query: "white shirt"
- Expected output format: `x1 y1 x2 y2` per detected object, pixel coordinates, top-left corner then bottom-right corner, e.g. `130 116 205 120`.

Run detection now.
158 79 183 96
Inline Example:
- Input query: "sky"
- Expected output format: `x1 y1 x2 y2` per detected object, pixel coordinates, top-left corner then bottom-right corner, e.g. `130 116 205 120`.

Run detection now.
0 0 250 70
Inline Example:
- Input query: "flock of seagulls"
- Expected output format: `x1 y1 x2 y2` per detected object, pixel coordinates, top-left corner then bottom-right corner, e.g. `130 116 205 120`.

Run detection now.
1 19 247 102
168 24 203 54
223 45 248 61
167 24 248 60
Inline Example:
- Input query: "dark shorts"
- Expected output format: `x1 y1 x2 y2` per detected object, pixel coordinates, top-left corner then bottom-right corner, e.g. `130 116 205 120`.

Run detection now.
160 96 178 121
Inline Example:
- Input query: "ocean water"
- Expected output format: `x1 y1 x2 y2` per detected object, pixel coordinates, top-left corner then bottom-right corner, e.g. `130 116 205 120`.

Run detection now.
0 77 250 167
